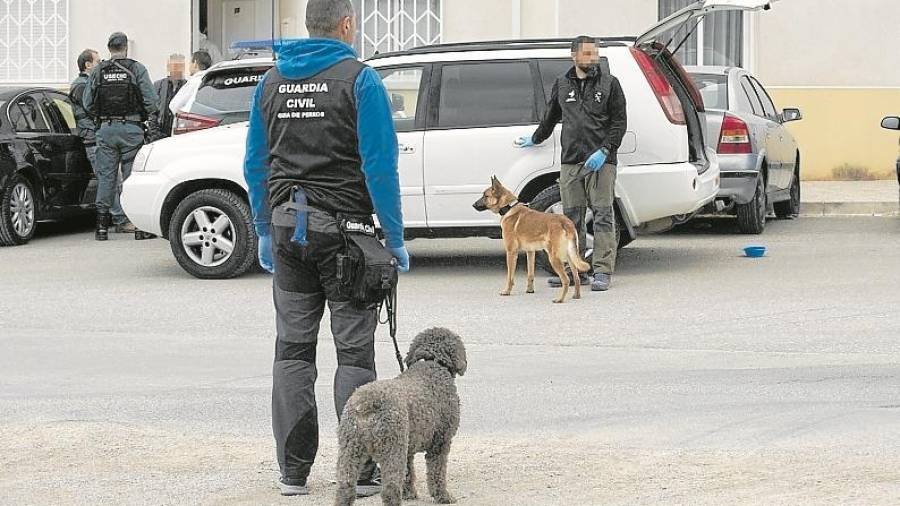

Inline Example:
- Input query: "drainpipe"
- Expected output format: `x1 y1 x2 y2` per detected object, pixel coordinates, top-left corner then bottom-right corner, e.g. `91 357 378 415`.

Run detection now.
511 0 521 39
554 0 560 37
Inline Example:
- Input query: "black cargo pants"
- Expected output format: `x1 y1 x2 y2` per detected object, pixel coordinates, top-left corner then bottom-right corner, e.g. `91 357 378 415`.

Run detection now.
271 207 378 482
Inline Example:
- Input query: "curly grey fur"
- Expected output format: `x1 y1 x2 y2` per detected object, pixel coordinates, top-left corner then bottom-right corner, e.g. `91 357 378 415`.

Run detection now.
335 328 467 506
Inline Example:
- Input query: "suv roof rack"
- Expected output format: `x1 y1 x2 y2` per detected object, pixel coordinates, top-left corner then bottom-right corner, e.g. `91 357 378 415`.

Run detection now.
366 37 637 60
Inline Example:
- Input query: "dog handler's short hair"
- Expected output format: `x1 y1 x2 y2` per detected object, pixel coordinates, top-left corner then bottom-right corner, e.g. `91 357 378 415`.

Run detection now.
571 35 597 53
77 49 97 73
306 0 354 38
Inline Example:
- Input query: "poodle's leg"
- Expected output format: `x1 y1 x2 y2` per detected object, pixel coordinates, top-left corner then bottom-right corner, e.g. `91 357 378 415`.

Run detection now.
334 432 365 506
378 443 408 506
402 452 418 500
525 250 536 294
426 443 456 504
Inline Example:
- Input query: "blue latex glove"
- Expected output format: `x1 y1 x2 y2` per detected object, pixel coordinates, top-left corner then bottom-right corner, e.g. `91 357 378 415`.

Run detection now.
514 136 534 148
258 233 274 274
585 148 609 172
387 245 410 273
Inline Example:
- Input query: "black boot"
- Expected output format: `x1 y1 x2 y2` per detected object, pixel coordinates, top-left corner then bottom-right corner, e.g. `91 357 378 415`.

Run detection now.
95 211 110 241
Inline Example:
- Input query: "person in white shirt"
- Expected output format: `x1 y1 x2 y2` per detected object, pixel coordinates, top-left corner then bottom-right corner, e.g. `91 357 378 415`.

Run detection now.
167 51 213 127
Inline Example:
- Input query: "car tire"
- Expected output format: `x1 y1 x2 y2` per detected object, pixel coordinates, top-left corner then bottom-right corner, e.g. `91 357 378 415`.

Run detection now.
0 173 38 246
529 183 625 275
168 189 257 279
774 163 801 219
736 173 767 234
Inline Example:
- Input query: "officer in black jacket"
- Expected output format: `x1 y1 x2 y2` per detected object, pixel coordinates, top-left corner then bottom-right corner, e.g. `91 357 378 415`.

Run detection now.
517 35 627 291
83 32 159 240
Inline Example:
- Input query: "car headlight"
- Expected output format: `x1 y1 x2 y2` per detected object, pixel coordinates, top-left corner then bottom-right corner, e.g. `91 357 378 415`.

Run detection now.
132 144 154 172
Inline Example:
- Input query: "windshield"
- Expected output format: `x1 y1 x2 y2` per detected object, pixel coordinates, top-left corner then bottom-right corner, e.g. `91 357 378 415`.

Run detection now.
194 66 270 114
690 73 728 110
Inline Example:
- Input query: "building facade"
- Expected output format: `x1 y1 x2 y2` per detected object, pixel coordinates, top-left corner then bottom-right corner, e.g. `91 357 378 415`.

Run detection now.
1 0 897 179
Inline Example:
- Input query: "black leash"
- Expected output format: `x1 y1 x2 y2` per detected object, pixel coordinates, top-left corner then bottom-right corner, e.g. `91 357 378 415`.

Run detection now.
379 283 404 372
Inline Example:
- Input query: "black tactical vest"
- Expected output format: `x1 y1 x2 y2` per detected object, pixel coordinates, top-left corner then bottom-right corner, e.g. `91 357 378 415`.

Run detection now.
94 58 145 119
260 59 373 217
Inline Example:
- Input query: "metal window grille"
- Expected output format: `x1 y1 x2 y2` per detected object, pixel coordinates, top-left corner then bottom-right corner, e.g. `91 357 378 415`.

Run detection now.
353 0 441 59
0 0 69 84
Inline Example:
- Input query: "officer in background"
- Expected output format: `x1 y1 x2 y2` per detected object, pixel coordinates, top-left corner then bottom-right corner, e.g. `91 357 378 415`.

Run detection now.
70 49 100 172
83 32 159 240
243 0 408 497
152 53 187 139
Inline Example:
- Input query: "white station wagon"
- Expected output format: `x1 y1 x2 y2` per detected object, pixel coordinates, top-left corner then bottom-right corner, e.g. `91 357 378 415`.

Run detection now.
123 0 780 279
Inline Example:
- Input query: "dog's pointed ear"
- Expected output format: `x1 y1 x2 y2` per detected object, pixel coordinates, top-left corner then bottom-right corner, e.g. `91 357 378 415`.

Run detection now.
491 175 500 188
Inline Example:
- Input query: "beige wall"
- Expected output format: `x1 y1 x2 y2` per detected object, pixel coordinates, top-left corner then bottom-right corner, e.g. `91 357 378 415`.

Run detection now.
444 0 657 42
755 0 900 87
770 88 900 180
69 0 192 84
556 0 656 39
443 0 514 42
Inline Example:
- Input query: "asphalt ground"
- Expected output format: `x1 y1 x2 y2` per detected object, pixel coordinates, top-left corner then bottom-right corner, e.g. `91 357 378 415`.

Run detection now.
1 215 899 505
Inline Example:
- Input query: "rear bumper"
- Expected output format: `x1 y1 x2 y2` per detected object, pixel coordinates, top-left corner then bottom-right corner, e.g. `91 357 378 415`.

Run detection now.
716 153 763 205
121 171 171 237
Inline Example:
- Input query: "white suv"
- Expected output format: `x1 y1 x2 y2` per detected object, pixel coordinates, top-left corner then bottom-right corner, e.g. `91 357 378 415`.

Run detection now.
124 1 777 279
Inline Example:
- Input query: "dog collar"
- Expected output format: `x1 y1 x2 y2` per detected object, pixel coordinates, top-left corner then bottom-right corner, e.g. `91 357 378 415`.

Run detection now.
499 201 523 216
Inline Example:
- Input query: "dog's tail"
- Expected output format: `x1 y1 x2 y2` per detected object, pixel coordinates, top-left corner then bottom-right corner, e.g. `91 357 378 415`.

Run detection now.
566 223 591 273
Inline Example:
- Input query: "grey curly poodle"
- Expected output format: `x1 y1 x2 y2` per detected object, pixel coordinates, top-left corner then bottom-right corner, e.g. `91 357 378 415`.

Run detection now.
334 327 467 506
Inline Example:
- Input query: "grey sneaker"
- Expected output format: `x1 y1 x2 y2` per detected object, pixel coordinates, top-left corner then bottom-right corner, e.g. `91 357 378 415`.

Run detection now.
278 477 309 496
591 273 611 292
548 272 591 287
356 466 382 497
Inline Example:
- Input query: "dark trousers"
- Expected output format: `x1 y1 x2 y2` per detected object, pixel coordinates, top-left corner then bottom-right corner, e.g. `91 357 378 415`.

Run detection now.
271 210 378 481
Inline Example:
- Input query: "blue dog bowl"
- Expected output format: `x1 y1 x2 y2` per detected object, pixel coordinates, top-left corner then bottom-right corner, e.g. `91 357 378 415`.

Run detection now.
743 245 767 258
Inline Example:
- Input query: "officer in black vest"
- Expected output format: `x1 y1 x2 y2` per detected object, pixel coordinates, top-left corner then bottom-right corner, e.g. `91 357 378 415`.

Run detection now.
83 32 159 240
243 0 408 497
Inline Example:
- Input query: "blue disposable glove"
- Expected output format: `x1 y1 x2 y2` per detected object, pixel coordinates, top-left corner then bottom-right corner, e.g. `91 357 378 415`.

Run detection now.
387 245 410 273
258 233 274 274
514 136 534 148
585 148 609 171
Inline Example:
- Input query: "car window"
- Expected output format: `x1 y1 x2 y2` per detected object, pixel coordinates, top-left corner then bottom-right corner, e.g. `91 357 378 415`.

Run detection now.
437 61 536 129
690 73 728 110
8 94 50 132
538 60 571 102
194 66 270 114
749 77 778 120
42 92 77 133
739 76 764 117
376 66 424 133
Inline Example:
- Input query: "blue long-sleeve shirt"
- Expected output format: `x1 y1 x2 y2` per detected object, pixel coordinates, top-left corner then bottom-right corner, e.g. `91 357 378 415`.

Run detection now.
243 38 404 248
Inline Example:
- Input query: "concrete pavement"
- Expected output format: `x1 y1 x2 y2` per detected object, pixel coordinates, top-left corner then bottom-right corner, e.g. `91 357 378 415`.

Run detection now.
1 216 899 505
802 180 898 216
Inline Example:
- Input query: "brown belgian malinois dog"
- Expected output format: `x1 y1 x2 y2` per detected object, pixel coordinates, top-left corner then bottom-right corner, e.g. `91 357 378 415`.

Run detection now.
473 176 590 303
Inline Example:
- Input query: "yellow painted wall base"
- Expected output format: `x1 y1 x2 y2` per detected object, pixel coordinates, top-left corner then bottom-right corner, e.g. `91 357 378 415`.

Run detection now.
767 88 900 181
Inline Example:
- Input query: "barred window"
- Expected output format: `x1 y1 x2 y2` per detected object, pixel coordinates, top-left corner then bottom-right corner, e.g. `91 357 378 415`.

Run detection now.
0 0 69 84
353 0 441 59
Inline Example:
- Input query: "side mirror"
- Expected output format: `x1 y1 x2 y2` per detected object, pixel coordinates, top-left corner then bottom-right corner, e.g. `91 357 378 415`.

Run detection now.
781 108 802 123
881 116 900 130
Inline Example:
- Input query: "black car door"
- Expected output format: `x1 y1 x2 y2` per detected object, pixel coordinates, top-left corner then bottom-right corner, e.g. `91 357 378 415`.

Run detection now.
7 93 56 207
36 91 93 208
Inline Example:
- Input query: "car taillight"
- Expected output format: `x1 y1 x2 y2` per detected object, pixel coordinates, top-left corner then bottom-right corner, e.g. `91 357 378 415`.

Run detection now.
718 114 752 154
173 112 221 135
630 47 685 125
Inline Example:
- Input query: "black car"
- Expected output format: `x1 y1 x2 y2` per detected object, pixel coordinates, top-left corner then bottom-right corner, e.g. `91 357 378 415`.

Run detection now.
0 87 95 246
